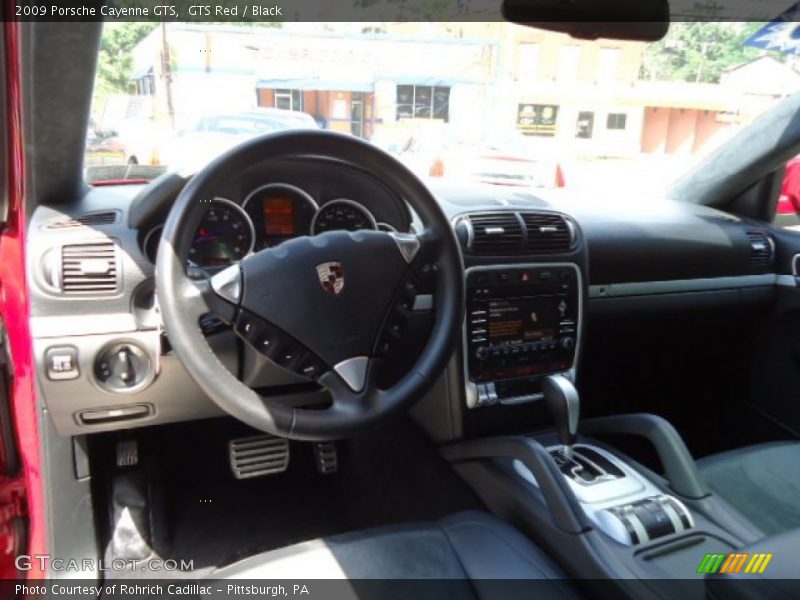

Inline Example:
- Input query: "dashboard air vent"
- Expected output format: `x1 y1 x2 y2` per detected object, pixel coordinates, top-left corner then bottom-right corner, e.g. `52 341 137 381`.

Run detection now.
466 213 523 254
60 243 118 295
745 230 774 268
521 212 574 254
47 211 118 229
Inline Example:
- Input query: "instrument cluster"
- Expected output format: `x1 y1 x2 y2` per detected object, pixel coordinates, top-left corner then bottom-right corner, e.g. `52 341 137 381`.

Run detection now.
142 182 402 276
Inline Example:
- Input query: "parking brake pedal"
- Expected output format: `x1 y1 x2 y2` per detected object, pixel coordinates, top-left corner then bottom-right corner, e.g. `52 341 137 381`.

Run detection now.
314 442 338 474
228 435 289 479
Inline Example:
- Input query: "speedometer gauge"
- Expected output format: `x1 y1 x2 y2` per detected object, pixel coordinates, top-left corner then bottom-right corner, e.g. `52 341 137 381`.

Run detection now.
311 199 378 234
188 198 255 269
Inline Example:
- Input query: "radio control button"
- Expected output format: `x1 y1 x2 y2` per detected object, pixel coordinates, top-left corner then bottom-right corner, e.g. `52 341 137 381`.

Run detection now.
562 336 575 350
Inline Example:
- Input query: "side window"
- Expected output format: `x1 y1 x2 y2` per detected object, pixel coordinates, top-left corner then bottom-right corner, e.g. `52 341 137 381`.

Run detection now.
775 158 800 230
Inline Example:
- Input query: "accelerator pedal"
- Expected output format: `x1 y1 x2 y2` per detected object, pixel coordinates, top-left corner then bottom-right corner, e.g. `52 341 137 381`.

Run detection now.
228 434 289 479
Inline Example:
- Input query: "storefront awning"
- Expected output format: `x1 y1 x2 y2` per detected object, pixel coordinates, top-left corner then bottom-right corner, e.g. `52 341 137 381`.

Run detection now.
256 77 374 92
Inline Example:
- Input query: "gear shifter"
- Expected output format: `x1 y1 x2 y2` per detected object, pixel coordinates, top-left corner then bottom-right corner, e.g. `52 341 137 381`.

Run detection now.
542 374 580 455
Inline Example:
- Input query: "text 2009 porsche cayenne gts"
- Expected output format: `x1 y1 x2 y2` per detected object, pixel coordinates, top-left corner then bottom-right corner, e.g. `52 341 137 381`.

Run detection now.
1 3 800 599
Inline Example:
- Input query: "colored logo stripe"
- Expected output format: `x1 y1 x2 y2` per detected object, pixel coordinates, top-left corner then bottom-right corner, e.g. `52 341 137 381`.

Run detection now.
697 553 773 574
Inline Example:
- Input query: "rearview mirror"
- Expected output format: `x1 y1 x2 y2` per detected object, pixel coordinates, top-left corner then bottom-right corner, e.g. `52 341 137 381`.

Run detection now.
502 0 669 42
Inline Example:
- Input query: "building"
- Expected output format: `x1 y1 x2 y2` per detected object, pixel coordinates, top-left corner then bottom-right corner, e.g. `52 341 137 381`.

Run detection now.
130 24 498 140
125 23 800 159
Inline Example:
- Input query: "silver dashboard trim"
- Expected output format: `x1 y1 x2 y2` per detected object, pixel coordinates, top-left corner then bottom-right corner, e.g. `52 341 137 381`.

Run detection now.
462 262 583 409
588 274 776 299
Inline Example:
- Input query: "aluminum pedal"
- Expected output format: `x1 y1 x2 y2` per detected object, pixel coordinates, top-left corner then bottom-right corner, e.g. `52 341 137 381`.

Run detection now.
228 434 289 479
116 440 138 467
314 442 338 475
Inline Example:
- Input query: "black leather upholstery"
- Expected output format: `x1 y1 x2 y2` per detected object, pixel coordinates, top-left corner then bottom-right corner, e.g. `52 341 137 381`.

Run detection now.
697 442 800 536
213 511 578 597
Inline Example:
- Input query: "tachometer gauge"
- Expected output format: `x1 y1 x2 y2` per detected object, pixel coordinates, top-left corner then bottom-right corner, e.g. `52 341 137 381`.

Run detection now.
311 199 378 235
188 198 255 269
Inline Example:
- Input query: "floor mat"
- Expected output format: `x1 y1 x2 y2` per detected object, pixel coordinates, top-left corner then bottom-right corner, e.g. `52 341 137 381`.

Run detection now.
91 417 484 578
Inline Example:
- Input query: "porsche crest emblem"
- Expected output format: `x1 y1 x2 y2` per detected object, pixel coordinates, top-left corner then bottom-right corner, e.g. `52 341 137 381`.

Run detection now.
316 261 345 295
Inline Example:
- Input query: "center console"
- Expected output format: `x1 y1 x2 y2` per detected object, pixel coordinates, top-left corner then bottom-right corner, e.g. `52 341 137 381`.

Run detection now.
464 263 581 408
514 443 695 546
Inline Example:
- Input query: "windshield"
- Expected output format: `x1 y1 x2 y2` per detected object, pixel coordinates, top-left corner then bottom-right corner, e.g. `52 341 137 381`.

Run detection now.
85 22 788 192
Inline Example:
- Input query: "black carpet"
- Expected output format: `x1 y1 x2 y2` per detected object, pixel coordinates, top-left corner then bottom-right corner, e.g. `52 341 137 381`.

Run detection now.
89 417 484 578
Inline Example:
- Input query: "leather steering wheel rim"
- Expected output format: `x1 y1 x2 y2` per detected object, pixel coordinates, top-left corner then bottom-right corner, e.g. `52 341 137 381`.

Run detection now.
156 130 464 440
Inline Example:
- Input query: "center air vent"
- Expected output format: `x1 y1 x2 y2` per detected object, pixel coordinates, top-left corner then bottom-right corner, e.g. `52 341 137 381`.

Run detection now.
457 211 575 255
466 212 524 254
521 212 574 254
745 230 774 268
60 242 119 295
46 211 118 229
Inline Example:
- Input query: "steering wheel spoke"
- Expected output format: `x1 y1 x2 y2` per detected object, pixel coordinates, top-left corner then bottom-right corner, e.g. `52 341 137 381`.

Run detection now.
180 275 238 323
319 357 377 411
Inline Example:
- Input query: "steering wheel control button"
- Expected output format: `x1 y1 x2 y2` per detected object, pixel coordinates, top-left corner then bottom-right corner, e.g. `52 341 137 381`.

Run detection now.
236 311 283 358
275 341 304 369
334 356 369 393
210 264 242 304
236 312 265 343
45 346 80 380
296 354 328 380
94 343 153 393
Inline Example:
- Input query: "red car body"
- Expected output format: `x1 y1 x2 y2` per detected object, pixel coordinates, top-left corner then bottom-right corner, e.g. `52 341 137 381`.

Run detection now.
1 20 45 580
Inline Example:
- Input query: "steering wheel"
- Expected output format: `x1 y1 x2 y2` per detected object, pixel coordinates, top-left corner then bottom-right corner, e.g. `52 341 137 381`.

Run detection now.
156 130 464 440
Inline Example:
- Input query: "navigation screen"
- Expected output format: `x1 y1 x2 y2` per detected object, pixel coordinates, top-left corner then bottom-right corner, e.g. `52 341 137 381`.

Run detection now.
487 297 558 346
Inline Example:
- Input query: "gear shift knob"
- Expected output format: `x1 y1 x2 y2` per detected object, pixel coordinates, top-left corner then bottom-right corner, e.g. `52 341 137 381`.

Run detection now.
542 374 580 451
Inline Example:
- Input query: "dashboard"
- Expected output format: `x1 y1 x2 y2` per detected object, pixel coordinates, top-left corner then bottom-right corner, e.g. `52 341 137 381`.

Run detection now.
24 157 784 438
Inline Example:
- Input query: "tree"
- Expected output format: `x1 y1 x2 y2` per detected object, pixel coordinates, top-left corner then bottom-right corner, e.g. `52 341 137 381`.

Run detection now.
641 22 772 83
94 23 157 100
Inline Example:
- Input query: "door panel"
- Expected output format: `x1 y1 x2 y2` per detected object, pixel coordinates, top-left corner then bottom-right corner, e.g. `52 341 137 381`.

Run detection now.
748 228 800 437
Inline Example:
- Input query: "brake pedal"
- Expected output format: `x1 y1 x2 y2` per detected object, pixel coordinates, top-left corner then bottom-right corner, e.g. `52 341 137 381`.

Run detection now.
228 434 289 479
314 442 338 475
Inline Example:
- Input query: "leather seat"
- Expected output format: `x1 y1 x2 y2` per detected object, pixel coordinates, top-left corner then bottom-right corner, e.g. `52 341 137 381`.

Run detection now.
697 442 800 536
213 511 579 597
